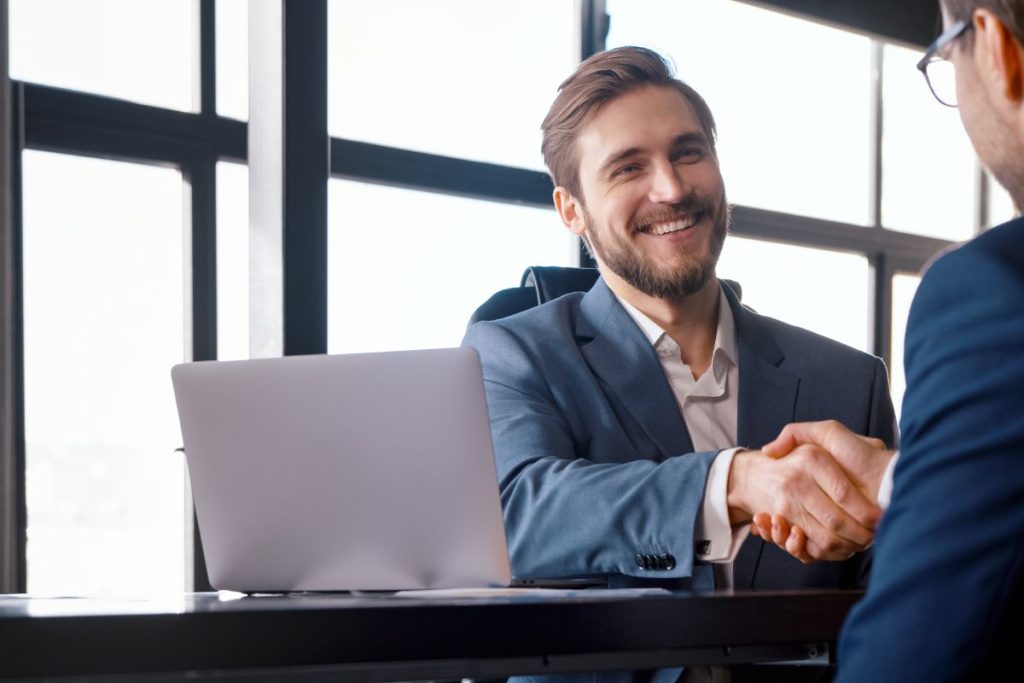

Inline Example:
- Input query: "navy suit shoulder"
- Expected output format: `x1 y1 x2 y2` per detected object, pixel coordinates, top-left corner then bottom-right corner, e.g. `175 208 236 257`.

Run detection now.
837 218 1024 681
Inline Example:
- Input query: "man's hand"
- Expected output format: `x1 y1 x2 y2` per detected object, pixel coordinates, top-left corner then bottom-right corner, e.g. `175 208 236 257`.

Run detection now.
749 421 896 562
727 446 882 562
750 512 812 562
764 420 894 502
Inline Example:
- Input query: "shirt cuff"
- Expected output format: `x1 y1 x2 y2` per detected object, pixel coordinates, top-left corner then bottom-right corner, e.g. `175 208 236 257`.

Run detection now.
695 447 750 563
877 450 900 511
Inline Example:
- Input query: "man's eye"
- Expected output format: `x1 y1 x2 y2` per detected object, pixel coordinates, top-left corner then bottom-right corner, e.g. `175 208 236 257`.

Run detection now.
612 164 641 177
675 148 705 162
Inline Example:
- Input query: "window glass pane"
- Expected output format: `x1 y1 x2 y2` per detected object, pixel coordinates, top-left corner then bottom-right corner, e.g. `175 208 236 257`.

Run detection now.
891 273 921 420
987 171 1018 228
217 162 249 361
607 0 872 225
22 151 187 596
327 0 576 170
216 0 248 120
9 0 194 112
328 181 575 353
717 237 870 352
882 45 976 240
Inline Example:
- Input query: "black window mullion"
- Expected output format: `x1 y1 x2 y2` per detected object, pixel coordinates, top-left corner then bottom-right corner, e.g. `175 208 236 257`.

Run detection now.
330 139 553 208
22 84 246 165
870 253 894 369
579 0 609 62
576 0 608 268
1 75 27 594
182 149 217 592
199 0 216 117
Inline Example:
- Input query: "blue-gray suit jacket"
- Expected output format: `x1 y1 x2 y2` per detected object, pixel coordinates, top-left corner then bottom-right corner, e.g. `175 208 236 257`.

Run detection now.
463 278 897 591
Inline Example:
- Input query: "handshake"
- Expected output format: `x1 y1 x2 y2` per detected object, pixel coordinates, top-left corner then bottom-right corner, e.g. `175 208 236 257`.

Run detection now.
726 420 896 564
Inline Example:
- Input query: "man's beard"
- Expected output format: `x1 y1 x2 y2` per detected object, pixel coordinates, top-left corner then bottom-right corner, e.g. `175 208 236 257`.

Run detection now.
582 190 730 302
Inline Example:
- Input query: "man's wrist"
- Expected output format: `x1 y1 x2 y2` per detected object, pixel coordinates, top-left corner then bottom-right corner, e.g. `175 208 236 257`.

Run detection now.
873 450 899 509
726 449 758 525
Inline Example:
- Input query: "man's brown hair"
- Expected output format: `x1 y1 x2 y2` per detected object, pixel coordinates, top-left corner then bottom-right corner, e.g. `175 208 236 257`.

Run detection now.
540 46 718 201
944 0 1024 45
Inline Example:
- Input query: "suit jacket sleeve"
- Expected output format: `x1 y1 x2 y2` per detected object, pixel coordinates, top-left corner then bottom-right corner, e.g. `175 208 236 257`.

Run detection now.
463 320 718 581
837 238 1024 680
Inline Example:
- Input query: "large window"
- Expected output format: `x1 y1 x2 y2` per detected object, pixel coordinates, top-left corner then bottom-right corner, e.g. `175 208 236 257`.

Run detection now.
215 0 248 121
9 0 194 111
882 45 976 240
327 0 576 170
718 238 870 352
328 181 573 353
21 151 187 595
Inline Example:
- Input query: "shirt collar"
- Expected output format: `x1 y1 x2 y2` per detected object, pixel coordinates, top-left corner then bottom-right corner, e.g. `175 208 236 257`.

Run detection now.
615 284 738 369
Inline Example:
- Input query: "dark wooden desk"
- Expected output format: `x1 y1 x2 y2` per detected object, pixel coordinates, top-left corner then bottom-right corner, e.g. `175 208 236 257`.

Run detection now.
0 589 861 681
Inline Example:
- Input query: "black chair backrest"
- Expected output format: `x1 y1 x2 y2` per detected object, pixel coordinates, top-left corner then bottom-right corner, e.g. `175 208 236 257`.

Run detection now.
469 267 742 326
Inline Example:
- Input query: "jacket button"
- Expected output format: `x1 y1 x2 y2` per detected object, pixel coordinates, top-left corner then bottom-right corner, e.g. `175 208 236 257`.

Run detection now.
661 553 676 570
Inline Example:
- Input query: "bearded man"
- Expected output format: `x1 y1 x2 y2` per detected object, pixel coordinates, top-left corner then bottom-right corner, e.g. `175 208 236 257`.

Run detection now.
462 46 895 615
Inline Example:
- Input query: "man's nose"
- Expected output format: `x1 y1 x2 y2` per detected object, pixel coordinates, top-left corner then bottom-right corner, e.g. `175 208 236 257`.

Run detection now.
648 161 686 204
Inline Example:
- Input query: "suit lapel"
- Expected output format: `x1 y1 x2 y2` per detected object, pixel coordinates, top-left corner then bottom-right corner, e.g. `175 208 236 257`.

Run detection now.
726 286 801 588
577 280 803 587
727 286 800 449
577 279 695 460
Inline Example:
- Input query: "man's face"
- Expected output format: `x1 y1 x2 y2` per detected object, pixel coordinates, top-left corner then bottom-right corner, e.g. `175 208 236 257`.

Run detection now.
948 10 998 172
563 85 729 302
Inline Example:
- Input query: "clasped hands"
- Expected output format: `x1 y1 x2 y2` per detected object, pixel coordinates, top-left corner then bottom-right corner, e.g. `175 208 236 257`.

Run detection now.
726 420 895 564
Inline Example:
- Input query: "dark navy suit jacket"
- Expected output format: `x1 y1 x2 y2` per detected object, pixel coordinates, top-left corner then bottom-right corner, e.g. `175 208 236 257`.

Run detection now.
837 217 1024 681
463 278 897 593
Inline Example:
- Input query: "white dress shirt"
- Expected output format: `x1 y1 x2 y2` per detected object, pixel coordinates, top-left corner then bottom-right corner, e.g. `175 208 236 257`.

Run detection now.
614 287 750 586
878 451 899 510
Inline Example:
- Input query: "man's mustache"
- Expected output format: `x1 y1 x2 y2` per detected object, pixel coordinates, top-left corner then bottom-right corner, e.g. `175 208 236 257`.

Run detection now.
629 192 718 233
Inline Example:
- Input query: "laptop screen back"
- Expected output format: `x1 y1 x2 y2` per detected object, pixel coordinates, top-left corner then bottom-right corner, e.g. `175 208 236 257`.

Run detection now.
171 348 510 592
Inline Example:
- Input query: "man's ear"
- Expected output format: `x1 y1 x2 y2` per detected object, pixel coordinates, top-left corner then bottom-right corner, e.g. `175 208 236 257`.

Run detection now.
553 187 587 237
974 9 1024 101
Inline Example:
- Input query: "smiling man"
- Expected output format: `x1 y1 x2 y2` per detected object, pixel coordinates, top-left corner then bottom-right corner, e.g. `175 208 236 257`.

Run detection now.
462 47 896 678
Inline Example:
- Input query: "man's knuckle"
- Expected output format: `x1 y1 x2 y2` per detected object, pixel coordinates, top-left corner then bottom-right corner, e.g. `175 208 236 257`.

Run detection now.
823 537 845 554
824 513 845 533
832 478 852 503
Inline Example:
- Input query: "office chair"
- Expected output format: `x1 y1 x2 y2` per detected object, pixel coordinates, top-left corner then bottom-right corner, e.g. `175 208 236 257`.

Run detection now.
469 266 742 325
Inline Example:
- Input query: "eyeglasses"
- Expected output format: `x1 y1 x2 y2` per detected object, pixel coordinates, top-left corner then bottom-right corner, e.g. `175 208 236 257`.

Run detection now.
917 19 974 107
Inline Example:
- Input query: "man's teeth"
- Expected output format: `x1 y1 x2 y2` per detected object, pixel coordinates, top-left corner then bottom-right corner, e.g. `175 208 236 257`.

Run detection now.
650 216 697 235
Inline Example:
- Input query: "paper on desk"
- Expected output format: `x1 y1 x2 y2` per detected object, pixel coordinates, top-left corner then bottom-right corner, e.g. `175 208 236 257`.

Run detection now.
391 587 670 599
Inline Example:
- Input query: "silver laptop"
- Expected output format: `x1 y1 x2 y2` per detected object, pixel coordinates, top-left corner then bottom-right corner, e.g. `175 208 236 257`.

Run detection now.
171 347 512 593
